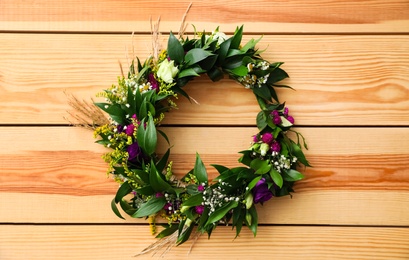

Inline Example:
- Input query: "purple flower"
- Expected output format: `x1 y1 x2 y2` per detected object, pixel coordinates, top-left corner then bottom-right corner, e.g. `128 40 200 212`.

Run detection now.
271 110 280 117
252 178 273 204
125 124 135 136
127 142 142 161
195 205 205 215
284 107 289 116
197 184 205 192
287 115 294 124
148 73 159 91
164 202 173 214
261 132 274 144
155 192 163 198
252 135 259 143
273 116 282 125
117 125 124 133
271 141 281 153
132 114 137 119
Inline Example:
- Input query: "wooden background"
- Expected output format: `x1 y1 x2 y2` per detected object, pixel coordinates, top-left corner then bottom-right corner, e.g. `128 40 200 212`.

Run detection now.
1 1 409 259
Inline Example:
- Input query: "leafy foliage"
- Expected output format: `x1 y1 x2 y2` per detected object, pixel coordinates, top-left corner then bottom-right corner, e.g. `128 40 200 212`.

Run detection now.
92 26 309 247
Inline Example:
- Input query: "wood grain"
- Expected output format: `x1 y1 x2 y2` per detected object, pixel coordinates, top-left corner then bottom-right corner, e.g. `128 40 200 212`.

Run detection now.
1 0 408 33
0 127 408 225
0 225 408 260
1 34 408 125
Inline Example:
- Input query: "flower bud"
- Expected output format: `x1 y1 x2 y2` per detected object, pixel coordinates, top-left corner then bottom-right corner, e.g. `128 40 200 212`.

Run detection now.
260 143 270 156
245 193 253 209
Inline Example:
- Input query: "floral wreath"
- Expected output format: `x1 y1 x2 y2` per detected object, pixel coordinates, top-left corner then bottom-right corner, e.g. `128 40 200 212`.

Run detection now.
88 25 310 253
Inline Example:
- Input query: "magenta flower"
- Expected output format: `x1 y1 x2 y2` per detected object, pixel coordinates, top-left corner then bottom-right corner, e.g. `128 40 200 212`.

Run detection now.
261 132 274 144
252 178 273 204
284 107 289 116
273 116 282 125
155 192 163 198
127 142 142 161
271 141 281 153
125 124 136 136
252 135 259 143
148 73 159 91
195 205 205 215
197 184 205 192
287 115 294 124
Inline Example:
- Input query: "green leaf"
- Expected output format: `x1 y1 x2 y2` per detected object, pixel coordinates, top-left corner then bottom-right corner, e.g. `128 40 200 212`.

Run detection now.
194 153 208 184
156 148 170 174
267 67 289 84
114 181 132 203
256 111 267 130
283 169 305 182
157 129 170 145
135 185 155 196
178 68 200 78
94 103 126 125
150 162 173 193
250 158 271 175
144 115 157 155
247 205 258 237
207 67 224 82
247 176 262 191
176 221 195 245
269 168 283 188
205 200 239 226
217 38 232 64
230 65 248 76
184 49 214 66
291 141 311 166
241 36 263 53
230 25 243 49
132 197 166 218
182 193 204 207
111 198 125 219
167 32 184 64
156 224 178 239
211 164 230 175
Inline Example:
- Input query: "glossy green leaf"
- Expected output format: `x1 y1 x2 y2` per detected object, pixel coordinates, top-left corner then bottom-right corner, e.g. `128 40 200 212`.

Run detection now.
144 115 157 155
132 197 166 218
114 181 132 203
230 65 248 76
167 32 184 64
182 193 204 207
149 162 173 193
94 103 126 125
247 176 262 191
111 198 125 219
230 25 243 49
194 153 208 184
205 200 239 226
291 141 311 166
156 224 178 239
184 49 214 66
269 168 283 188
247 205 258 237
178 68 200 78
156 148 170 174
256 111 267 130
283 169 305 182
250 158 271 175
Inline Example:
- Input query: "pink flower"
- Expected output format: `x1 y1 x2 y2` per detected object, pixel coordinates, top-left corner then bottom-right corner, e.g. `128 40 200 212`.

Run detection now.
125 124 135 136
261 132 274 144
287 115 294 124
252 135 259 143
195 205 205 215
197 184 205 192
273 116 282 125
148 73 159 91
271 141 281 153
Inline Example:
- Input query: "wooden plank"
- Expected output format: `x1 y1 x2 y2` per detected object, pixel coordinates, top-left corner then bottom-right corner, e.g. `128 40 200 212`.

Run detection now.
0 127 408 225
0 225 408 259
1 34 408 126
1 190 408 226
1 0 408 33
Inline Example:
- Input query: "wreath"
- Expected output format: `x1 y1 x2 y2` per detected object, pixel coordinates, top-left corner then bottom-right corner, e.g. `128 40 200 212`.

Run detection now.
85 25 309 253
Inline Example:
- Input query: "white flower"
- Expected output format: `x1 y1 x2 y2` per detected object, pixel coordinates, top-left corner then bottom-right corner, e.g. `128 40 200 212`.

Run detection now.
213 31 227 45
157 59 179 83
